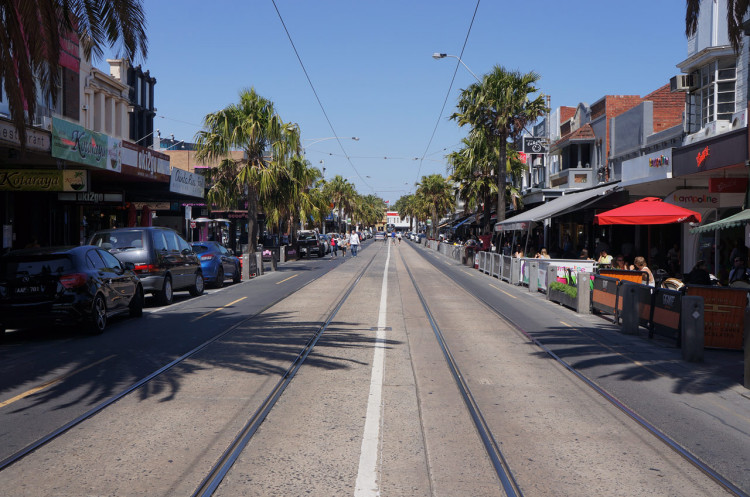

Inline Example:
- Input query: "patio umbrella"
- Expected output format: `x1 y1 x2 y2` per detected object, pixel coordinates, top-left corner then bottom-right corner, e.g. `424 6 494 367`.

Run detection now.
595 197 701 266
595 197 701 225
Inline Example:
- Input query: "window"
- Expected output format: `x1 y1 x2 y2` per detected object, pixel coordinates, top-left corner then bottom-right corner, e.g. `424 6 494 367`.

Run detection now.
153 231 168 252
688 58 736 132
165 231 180 252
98 250 123 272
86 250 107 270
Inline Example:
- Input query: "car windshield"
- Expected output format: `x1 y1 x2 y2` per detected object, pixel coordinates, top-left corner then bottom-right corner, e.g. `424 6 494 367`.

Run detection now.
299 233 317 241
91 231 145 252
0 255 73 278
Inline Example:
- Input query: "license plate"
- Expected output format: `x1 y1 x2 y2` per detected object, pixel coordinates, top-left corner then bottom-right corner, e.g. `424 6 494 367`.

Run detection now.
15 286 41 294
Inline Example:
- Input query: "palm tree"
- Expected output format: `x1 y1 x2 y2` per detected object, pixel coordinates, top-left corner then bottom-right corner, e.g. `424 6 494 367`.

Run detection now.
415 174 454 238
686 1 747 52
354 194 386 229
194 88 300 254
1 1 147 148
447 133 497 234
323 175 357 233
451 66 547 222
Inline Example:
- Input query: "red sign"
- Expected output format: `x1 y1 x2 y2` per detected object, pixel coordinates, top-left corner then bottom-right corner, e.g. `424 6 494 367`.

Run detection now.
709 177 748 193
696 146 710 167
518 152 527 163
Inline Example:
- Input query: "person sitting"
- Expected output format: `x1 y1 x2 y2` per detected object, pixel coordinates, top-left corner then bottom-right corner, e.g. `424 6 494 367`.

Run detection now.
579 249 592 260
612 255 628 270
513 244 524 258
728 257 748 284
597 249 613 266
633 256 655 286
538 248 551 259
685 260 711 286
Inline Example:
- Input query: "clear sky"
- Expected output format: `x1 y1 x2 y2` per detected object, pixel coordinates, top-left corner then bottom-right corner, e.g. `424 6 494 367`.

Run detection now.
98 0 689 204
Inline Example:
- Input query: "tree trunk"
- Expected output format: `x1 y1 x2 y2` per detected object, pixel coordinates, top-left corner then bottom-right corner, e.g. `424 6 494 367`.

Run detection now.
247 183 258 254
496 135 508 222
483 197 492 234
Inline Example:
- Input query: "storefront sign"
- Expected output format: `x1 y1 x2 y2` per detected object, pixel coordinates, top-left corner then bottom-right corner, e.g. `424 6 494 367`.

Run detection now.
523 136 548 154
133 202 172 211
621 150 673 185
170 168 205 197
51 117 111 170
0 169 88 192
121 141 171 181
709 177 747 193
0 119 51 152
673 128 748 177
57 192 123 203
665 189 718 208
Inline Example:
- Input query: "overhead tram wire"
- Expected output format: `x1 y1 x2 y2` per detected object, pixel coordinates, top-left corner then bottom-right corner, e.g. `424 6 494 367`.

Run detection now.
416 0 481 184
270 0 373 193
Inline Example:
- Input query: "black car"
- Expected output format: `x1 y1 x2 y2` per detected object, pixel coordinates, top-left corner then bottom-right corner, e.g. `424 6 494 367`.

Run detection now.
90 227 204 305
296 230 325 258
0 246 144 337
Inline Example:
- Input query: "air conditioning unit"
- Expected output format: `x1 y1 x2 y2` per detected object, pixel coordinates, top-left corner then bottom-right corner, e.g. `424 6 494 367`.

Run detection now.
670 74 695 92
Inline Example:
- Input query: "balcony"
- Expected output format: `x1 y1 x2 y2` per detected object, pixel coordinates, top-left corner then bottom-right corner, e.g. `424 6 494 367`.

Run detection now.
549 167 593 189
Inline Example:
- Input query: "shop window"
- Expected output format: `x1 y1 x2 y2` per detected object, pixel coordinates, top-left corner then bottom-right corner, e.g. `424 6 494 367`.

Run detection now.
687 58 736 132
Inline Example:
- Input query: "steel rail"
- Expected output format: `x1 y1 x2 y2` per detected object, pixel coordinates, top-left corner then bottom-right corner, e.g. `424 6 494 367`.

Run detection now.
414 245 749 497
0 253 344 472
192 248 380 497
399 250 523 497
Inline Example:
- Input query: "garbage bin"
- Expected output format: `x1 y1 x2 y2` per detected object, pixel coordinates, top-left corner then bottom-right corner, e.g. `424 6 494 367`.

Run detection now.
464 246 476 267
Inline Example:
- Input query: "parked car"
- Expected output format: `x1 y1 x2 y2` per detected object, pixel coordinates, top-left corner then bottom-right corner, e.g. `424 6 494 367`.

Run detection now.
374 231 386 241
0 246 144 336
296 230 325 258
90 227 203 306
190 241 241 288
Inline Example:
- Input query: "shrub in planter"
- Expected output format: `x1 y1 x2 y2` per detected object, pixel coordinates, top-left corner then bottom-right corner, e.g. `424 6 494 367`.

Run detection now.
548 281 578 299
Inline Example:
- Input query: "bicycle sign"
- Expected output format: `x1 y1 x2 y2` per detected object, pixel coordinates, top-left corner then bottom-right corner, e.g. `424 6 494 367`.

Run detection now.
523 136 548 154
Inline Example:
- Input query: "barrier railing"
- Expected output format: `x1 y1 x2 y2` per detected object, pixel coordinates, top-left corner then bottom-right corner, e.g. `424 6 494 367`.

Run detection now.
650 288 683 346
592 274 619 318
501 255 512 282
685 285 747 350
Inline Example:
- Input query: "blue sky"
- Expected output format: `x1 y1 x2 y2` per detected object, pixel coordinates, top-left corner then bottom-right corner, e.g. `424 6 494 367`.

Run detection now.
99 0 689 204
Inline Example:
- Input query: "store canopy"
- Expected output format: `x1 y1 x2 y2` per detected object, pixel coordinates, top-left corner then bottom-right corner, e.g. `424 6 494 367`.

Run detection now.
452 215 476 229
595 197 701 225
690 209 750 234
495 184 619 232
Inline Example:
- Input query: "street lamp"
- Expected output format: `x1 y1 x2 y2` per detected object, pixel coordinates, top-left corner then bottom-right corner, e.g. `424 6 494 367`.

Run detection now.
432 53 481 83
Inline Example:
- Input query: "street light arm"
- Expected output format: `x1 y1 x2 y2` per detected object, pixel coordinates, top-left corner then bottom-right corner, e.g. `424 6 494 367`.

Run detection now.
432 52 481 83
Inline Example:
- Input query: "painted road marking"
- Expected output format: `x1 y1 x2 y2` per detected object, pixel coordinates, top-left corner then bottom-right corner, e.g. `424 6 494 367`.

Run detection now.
191 297 247 322
489 283 517 299
276 274 300 285
0 355 116 409
355 241 390 496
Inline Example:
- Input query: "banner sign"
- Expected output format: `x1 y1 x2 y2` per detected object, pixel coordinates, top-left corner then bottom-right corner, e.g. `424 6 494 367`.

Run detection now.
51 117 111 170
0 169 88 192
709 177 748 193
121 141 171 181
170 168 205 197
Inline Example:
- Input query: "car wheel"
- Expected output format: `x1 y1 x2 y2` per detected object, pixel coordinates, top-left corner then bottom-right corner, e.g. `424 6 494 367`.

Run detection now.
156 275 173 306
129 285 144 318
232 264 241 283
89 294 107 335
189 272 204 296
215 267 224 288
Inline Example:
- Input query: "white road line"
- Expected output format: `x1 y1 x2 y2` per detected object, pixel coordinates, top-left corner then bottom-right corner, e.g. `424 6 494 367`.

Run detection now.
354 242 390 496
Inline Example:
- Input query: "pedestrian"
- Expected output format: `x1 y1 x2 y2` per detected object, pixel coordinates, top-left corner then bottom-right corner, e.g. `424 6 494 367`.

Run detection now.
391 231 396 244
340 235 347 258
397 232 402 245
330 235 337 258
349 230 360 256
633 256 655 287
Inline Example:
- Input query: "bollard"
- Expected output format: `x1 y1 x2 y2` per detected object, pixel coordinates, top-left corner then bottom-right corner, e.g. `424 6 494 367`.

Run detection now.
271 250 278 271
255 252 264 276
576 271 591 314
620 282 639 335
510 257 521 285
546 265 557 300
242 254 251 280
280 246 286 263
681 296 704 363
528 261 539 293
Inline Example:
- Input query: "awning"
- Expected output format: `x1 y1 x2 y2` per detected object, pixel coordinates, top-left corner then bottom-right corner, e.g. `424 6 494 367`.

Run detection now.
690 209 750 234
494 184 620 232
452 215 476 229
595 197 701 225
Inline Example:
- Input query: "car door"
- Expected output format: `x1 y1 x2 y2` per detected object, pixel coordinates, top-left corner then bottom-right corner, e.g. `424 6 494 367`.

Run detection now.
85 249 119 311
97 249 136 311
218 244 234 276
163 231 185 288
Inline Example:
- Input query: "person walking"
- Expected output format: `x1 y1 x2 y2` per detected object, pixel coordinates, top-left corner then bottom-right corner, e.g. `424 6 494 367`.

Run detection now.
397 232 402 245
391 231 396 245
330 235 337 258
349 230 360 256
340 235 347 258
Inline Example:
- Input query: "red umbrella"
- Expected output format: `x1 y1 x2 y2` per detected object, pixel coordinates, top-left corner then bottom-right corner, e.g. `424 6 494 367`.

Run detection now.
595 197 701 225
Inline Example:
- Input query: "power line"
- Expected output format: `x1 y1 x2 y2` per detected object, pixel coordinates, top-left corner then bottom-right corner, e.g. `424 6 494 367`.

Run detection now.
271 0 374 192
416 0 481 185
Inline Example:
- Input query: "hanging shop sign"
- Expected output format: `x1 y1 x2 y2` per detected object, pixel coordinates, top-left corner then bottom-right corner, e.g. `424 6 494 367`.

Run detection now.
0 169 88 192
0 119 51 152
170 168 205 198
51 117 111 170
120 141 171 181
523 136 548 154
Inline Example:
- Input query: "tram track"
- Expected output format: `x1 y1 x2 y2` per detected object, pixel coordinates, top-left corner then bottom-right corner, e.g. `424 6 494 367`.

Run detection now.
411 244 749 497
0 249 372 475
